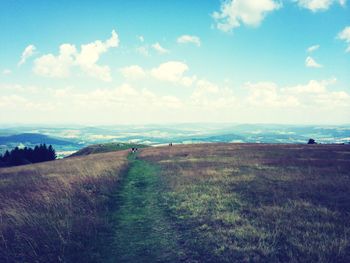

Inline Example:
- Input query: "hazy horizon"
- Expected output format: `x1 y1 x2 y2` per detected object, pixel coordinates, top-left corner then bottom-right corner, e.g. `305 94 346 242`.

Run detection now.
1 122 350 128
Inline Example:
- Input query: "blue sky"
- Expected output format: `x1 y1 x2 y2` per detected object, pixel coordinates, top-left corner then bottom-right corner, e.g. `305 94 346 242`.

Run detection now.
0 0 350 124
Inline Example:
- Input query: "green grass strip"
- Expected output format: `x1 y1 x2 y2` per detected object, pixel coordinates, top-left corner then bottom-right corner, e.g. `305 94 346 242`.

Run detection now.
105 154 184 263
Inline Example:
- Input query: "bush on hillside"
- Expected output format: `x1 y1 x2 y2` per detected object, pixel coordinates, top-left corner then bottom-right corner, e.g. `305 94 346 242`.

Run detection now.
307 138 317 144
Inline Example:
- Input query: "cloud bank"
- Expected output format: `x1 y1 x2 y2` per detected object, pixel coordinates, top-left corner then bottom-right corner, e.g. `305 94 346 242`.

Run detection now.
33 30 119 81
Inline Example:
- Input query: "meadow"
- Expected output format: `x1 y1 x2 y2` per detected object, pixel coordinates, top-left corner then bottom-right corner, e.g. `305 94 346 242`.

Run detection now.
0 151 128 262
140 143 350 262
1 143 350 262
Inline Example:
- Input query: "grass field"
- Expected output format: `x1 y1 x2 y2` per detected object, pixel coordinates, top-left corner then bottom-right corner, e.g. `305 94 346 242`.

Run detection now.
1 143 350 262
0 151 128 263
140 143 350 262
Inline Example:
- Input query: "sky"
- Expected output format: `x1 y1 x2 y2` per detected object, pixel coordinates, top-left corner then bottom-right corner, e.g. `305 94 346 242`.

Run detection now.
0 0 350 125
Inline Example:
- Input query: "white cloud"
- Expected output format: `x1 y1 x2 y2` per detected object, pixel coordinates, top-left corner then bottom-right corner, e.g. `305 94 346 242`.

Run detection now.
212 0 281 32
307 44 320 53
0 95 28 107
76 30 119 67
83 64 113 82
246 79 350 109
195 79 219 94
246 82 300 107
136 46 149 56
151 61 189 82
286 79 329 94
160 95 183 109
138 35 145 42
34 44 77 78
294 0 346 11
152 42 169 54
177 35 201 47
2 77 349 124
285 79 350 107
136 41 169 56
191 79 236 109
57 83 183 111
33 30 119 81
338 26 350 52
54 87 72 98
120 61 196 86
2 69 12 75
0 83 39 93
18 44 36 66
181 76 197 87
0 93 55 112
120 65 146 79
305 56 323 68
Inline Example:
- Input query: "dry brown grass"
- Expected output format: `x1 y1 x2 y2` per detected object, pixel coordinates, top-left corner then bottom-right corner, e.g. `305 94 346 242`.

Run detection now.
139 143 350 262
2 143 349 262
0 150 128 263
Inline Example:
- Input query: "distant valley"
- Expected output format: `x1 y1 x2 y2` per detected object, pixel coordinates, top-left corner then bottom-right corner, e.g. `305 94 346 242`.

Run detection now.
1 124 349 157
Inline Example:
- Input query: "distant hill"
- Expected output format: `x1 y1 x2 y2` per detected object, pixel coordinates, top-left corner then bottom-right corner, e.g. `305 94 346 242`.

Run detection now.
191 133 245 143
69 142 148 157
0 133 75 146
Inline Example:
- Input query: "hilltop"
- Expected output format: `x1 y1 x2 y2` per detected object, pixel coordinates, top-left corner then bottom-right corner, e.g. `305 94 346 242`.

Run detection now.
69 142 148 157
1 143 350 262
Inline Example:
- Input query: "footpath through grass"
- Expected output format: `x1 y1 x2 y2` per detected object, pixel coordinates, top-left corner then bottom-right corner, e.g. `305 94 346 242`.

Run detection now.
105 154 185 263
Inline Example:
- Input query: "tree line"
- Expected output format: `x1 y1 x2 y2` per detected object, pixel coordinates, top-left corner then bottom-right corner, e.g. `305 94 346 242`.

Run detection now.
0 144 56 167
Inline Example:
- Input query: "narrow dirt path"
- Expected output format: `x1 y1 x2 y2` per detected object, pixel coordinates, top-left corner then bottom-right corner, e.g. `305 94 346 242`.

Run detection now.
105 154 185 263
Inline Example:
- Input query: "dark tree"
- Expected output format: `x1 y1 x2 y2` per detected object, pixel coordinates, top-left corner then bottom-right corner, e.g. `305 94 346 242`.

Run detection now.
3 150 10 162
48 145 57 160
0 144 56 167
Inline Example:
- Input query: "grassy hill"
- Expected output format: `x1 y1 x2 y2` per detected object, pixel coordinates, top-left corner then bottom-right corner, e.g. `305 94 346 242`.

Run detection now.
0 150 128 262
1 143 350 262
69 142 148 157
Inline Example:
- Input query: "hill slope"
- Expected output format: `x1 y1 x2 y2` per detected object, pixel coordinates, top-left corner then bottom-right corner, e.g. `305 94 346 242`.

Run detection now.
0 150 128 262
1 143 350 262
70 142 148 157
